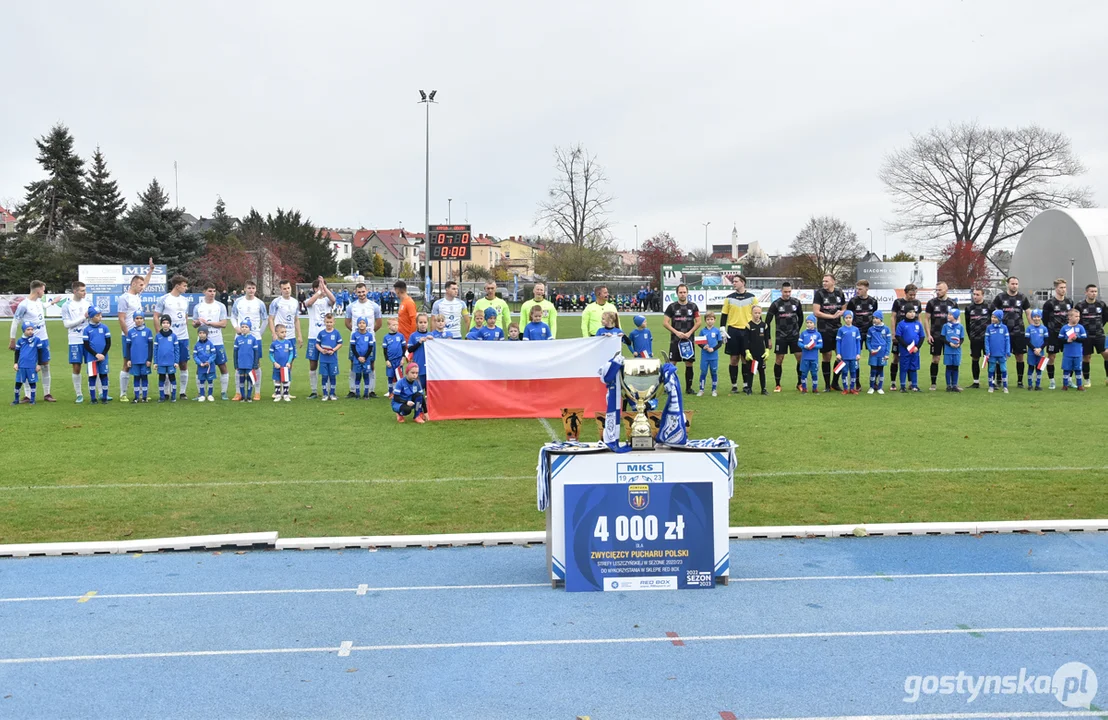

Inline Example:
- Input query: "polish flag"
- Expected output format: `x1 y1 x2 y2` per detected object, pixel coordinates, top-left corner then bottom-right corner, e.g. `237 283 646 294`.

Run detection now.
694 336 708 346
426 336 621 420
87 359 99 376
907 341 917 354
750 359 760 376
249 368 260 387
279 366 290 384
833 359 845 374
1066 328 1077 342
1035 355 1048 371
981 355 988 369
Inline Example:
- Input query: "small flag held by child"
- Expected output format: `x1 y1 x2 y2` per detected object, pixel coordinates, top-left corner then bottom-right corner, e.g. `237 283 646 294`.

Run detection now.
907 341 917 354
279 366 290 384
1036 355 1048 371
249 368 260 387
87 359 99 377
833 359 846 374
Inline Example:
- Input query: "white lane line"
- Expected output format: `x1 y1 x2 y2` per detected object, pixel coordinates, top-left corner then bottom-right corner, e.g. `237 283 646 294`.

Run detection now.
3 571 1105 604
739 712 1107 719
6 464 1107 493
2 626 1106 664
538 417 559 441
337 641 353 657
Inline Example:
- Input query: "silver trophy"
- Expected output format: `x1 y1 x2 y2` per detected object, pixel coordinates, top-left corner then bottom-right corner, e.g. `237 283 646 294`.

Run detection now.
621 357 662 450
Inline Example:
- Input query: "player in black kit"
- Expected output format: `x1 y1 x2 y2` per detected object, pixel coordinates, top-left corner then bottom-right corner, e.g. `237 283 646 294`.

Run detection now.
846 279 879 348
662 284 702 394
992 276 1032 387
922 281 958 390
812 274 847 391
1075 283 1108 385
1040 278 1073 389
766 282 804 392
964 288 991 388
889 284 922 391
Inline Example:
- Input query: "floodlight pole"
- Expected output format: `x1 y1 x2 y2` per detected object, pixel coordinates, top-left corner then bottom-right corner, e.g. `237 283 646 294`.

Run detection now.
419 90 437 306
703 221 711 255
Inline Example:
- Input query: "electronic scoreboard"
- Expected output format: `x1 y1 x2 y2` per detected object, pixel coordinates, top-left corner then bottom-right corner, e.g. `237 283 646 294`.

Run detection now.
427 224 472 261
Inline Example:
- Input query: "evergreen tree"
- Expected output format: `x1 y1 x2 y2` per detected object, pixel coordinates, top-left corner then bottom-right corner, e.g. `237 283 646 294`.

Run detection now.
17 124 87 247
352 248 372 275
0 233 75 290
120 179 196 274
238 207 335 279
372 253 385 277
210 195 234 237
80 146 127 263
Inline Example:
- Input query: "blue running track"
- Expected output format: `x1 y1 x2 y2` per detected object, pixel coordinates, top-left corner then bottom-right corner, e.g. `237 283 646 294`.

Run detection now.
1 533 1107 719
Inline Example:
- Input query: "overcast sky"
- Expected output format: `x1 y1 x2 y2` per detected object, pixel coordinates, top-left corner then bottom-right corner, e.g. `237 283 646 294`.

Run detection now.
3 0 1106 257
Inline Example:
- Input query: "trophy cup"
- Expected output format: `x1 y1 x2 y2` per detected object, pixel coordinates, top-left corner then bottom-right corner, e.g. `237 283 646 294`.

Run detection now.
621 357 662 451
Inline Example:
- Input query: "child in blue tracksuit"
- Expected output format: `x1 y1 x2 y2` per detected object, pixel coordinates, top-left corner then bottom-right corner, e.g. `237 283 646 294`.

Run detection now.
314 314 343 401
12 322 42 405
234 318 262 402
481 308 505 340
349 316 375 398
835 310 862 393
895 308 925 392
82 307 112 403
866 311 891 394
270 325 296 401
628 315 653 357
940 308 965 392
984 309 1011 393
1026 309 1048 391
407 313 432 389
125 312 155 402
523 305 552 341
154 315 181 401
798 315 823 393
465 313 485 340
382 317 407 398
697 312 722 396
192 327 216 401
1060 308 1088 390
391 362 426 424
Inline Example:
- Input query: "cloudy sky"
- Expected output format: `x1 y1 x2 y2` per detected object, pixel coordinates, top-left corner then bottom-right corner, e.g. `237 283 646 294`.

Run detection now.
3 0 1106 257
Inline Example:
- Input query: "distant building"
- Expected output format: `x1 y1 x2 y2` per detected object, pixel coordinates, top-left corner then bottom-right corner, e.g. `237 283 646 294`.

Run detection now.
0 206 15 234
1010 208 1108 298
318 228 351 264
497 236 546 275
711 227 768 263
352 228 425 274
185 215 242 235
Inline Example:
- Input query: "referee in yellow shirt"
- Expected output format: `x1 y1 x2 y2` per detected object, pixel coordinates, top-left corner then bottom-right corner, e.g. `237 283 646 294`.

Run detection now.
720 274 758 394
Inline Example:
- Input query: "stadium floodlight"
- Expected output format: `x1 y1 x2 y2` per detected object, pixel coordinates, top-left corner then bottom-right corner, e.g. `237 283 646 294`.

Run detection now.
418 90 439 307
419 90 427 101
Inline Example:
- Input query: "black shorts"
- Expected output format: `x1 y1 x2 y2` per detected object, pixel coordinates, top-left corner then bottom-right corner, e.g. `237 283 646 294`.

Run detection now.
1083 336 1107 355
725 330 747 357
819 330 837 353
668 336 695 363
774 337 800 355
929 335 945 357
1010 333 1027 355
1045 338 1064 355
970 338 985 357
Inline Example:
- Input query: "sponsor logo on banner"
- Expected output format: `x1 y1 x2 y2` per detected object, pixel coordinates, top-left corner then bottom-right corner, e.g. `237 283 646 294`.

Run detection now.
616 463 664 483
603 577 678 591
627 484 650 511
686 570 713 587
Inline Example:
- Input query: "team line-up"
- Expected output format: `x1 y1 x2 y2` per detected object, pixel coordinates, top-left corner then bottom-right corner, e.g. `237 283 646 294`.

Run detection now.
10 269 1108 414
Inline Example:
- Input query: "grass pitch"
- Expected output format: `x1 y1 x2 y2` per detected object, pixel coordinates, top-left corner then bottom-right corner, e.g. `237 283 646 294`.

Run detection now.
2 315 1106 543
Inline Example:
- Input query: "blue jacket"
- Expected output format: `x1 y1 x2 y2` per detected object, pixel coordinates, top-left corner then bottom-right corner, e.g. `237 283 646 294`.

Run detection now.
799 328 823 361
984 323 1010 358
1026 324 1048 353
269 338 296 367
835 325 862 361
408 330 431 371
15 336 42 369
867 324 891 365
382 331 406 364
193 338 216 368
896 320 925 356
1060 323 1088 358
524 322 552 341
233 334 260 370
941 322 964 360
629 327 653 355
126 327 155 366
154 330 180 366
349 330 374 361
392 376 423 405
480 326 505 341
315 329 342 362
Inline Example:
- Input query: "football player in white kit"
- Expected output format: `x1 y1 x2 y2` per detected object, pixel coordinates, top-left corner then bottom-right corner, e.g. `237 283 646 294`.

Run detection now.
344 282 383 397
154 275 194 400
231 280 268 401
62 280 93 402
431 280 469 339
268 279 302 398
9 280 55 402
305 276 335 399
115 259 155 402
192 283 231 399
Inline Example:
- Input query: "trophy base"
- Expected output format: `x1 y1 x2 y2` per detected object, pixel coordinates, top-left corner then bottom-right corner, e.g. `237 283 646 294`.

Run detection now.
630 435 655 451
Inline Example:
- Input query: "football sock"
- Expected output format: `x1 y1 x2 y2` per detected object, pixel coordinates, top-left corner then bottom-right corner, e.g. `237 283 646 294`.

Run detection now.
774 364 782 386
72 373 82 396
1016 361 1025 384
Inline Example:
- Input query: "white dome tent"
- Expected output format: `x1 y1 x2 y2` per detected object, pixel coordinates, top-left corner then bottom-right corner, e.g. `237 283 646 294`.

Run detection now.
1009 208 1108 299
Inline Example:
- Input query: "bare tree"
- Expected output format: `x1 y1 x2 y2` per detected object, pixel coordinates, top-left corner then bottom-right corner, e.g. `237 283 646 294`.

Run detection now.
536 144 614 247
880 123 1091 256
684 249 716 264
789 216 865 285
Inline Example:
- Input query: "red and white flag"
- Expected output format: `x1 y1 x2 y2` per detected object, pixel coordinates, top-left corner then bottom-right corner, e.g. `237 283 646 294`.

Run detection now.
750 359 760 376
1066 328 1077 342
279 366 290 384
87 359 99 376
1035 355 1048 371
805 338 816 350
907 341 917 354
426 336 621 420
980 355 988 369
833 359 845 374
694 336 708 346
249 368 260 387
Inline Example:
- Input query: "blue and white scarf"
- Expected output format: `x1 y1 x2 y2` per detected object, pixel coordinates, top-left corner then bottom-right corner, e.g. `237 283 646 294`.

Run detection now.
660 436 737 498
600 355 631 454
656 362 688 446
536 441 608 511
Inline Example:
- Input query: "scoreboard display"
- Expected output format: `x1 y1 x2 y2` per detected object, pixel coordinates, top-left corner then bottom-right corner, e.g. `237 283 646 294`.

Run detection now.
428 224 472 261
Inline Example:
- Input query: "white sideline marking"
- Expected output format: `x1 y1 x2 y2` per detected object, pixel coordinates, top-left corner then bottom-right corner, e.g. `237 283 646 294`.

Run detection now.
2 571 1105 604
337 640 353 657
538 417 558 441
5 464 1107 493
739 712 1107 719
2 626 1106 664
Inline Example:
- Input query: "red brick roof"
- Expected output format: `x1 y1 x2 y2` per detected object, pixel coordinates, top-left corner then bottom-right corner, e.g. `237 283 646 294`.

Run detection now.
317 228 345 243
0 206 14 224
350 228 425 261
